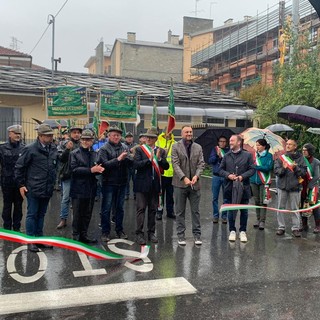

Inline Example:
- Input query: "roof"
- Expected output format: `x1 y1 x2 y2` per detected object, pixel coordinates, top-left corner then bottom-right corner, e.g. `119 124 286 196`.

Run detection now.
115 38 183 50
0 66 251 110
0 46 32 58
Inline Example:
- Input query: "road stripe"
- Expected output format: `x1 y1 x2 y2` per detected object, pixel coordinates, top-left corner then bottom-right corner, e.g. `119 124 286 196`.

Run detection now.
0 277 196 315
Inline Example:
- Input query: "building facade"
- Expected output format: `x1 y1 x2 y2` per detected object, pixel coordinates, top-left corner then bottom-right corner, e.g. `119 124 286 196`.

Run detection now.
191 0 319 93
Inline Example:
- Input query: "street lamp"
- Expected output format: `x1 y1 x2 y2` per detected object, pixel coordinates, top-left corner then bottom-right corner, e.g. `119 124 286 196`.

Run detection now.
48 14 55 81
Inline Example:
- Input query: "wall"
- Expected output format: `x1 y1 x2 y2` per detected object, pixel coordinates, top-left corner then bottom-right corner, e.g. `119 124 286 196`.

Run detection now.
120 44 183 82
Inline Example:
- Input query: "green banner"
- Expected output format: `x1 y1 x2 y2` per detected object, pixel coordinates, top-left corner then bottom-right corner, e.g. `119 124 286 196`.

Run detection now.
46 86 88 119
100 90 137 121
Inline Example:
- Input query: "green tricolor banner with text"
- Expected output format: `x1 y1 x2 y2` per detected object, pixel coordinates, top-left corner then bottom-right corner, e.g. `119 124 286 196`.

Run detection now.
100 90 137 121
46 86 88 119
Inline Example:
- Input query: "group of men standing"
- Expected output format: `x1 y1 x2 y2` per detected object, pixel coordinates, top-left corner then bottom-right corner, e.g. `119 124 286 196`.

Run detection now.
210 134 318 242
3 120 314 251
0 123 206 251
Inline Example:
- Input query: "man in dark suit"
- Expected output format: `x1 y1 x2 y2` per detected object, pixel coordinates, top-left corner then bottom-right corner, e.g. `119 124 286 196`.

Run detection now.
133 127 169 245
172 125 205 246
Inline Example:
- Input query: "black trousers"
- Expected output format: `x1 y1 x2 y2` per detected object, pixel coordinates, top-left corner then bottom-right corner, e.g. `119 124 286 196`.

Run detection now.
72 197 95 238
2 186 23 231
135 191 158 236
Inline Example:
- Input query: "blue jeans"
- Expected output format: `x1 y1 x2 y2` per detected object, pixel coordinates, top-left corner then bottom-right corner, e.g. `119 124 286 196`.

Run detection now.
225 198 248 232
212 175 226 219
25 194 50 236
60 179 71 219
101 184 126 235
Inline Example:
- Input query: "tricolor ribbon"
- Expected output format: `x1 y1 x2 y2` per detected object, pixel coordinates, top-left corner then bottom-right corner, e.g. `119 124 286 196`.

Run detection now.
220 202 320 214
0 229 150 260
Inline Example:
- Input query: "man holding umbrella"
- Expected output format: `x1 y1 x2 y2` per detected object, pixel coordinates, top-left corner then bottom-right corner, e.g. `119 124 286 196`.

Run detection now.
219 135 255 242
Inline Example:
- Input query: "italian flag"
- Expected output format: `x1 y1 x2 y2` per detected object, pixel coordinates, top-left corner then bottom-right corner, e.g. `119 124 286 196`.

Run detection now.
166 84 175 134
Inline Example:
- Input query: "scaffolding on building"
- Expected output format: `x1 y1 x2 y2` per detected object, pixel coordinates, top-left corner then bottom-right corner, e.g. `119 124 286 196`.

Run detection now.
191 0 318 93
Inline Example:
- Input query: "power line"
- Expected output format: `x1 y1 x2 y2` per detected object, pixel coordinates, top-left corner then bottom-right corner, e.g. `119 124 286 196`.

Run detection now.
29 0 69 55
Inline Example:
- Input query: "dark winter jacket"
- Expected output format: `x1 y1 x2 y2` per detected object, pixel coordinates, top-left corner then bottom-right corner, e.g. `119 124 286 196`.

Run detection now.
70 147 98 199
219 149 255 201
0 140 25 187
274 151 307 191
14 139 58 198
98 141 133 186
58 138 81 181
208 146 230 175
134 146 169 193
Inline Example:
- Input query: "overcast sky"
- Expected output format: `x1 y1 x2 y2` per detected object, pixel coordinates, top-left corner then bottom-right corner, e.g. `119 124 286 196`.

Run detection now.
1 0 282 73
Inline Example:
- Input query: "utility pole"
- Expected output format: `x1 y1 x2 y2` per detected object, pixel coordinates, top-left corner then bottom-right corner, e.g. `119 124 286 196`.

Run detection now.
290 0 299 60
48 14 55 81
210 2 217 20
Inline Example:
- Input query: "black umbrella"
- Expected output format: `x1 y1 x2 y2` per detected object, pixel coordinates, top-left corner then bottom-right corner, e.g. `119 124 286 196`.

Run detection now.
278 105 320 126
265 124 294 133
308 0 320 17
194 128 234 163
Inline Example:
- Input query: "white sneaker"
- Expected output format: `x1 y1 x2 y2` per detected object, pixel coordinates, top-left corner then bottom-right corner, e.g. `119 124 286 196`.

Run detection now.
178 237 186 246
229 231 236 242
239 231 247 243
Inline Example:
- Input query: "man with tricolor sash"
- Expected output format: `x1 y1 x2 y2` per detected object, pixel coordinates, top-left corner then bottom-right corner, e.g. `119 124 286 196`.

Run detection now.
300 143 320 233
274 139 307 237
133 127 169 245
208 136 229 224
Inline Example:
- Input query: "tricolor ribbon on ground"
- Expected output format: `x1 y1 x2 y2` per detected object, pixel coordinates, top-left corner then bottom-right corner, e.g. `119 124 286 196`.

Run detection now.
0 229 150 260
220 202 320 214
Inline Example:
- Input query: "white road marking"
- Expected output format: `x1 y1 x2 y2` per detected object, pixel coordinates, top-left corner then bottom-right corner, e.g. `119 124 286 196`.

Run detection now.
7 245 48 284
73 252 107 277
0 277 196 315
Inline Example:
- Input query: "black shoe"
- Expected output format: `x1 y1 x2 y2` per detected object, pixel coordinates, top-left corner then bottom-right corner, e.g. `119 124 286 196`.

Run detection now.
136 234 146 245
166 214 176 219
36 243 53 249
148 233 158 243
117 231 128 239
292 230 301 238
28 244 40 252
101 233 110 242
156 214 162 220
80 236 98 244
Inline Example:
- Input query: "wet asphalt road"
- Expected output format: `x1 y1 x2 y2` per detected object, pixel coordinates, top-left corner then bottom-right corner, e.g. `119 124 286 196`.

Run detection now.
1 177 320 320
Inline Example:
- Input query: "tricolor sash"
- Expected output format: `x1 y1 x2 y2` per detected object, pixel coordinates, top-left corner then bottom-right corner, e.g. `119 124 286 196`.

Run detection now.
140 144 162 179
304 157 313 181
216 146 226 157
254 153 271 184
279 154 295 171
140 144 162 209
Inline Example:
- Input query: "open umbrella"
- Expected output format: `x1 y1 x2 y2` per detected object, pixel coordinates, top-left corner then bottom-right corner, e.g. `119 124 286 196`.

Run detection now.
308 0 320 18
307 127 320 135
194 128 234 163
278 105 320 126
265 124 294 133
240 127 286 159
